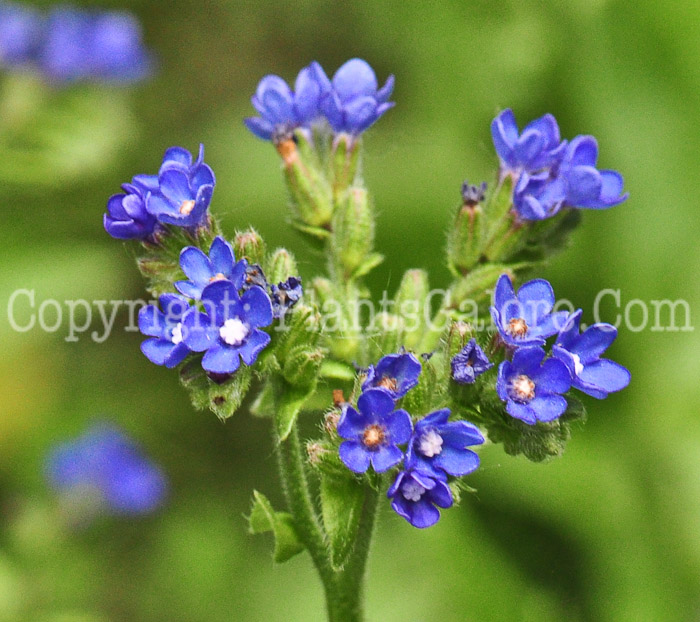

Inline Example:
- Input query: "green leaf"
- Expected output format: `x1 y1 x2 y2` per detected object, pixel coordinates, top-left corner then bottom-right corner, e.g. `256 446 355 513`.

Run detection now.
276 383 316 441
248 491 305 563
320 475 365 570
319 360 356 381
351 252 384 279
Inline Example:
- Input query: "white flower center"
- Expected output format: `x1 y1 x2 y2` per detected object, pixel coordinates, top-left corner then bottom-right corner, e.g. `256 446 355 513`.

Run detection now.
511 374 535 401
418 429 443 458
219 318 248 346
401 480 426 502
572 353 584 376
171 323 183 345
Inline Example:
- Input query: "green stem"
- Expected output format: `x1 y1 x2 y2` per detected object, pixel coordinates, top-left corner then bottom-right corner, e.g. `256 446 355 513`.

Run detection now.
275 424 332 583
275 418 380 622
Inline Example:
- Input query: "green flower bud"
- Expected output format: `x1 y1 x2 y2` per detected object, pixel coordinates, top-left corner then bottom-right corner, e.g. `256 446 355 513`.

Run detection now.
331 186 375 279
267 247 298 284
233 228 266 266
277 133 333 229
447 182 487 276
282 345 324 389
331 133 361 202
393 269 430 349
446 320 476 360
369 312 405 361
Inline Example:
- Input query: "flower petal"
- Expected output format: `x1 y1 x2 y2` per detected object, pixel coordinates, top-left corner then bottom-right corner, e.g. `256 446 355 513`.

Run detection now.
140 338 175 366
159 168 192 204
202 343 240 374
179 246 212 283
576 359 630 398
506 400 537 425
370 445 403 472
332 58 377 102
240 286 273 328
244 117 274 140
530 394 568 422
238 329 270 365
209 237 234 274
532 357 571 394
339 441 371 473
338 405 368 440
434 446 479 477
357 388 395 419
385 409 412 445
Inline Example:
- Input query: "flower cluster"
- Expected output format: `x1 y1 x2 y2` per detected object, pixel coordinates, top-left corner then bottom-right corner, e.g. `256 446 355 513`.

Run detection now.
45 423 167 517
104 145 215 239
245 58 394 141
489 273 630 424
492 109 628 220
0 2 152 84
336 352 484 528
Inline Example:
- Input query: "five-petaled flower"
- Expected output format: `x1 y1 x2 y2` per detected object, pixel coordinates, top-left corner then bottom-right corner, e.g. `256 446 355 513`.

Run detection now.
490 274 569 347
387 470 453 529
497 346 572 425
319 58 394 135
245 62 328 141
175 236 247 300
451 338 493 384
553 309 630 399
406 409 484 478
361 352 422 400
46 423 167 516
138 294 191 368
182 280 273 374
135 144 216 228
491 109 566 176
103 182 156 240
337 388 412 473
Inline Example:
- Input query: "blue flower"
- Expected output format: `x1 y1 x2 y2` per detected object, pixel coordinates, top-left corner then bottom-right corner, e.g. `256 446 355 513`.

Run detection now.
0 2 41 66
361 352 421 400
135 145 215 228
490 274 570 347
138 294 191 368
553 309 630 399
491 109 566 175
451 339 493 384
38 7 151 84
497 347 572 425
175 236 247 300
319 58 395 135
557 135 628 209
182 280 273 374
103 182 157 240
46 423 167 516
513 169 567 221
270 276 303 319
244 62 328 140
406 409 484 478
387 470 453 529
337 389 412 473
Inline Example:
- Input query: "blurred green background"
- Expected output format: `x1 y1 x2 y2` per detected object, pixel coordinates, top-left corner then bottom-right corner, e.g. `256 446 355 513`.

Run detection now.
2 0 700 620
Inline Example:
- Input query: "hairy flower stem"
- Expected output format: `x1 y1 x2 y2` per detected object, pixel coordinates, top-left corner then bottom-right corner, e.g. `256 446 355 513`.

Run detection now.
275 417 379 621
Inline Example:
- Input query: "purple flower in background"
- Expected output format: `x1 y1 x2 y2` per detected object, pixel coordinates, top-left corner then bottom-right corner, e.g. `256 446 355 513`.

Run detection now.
362 352 421 400
103 182 156 240
406 409 484 478
451 339 493 384
553 309 630 399
182 280 273 374
387 470 453 529
558 135 628 209
491 109 566 175
497 347 572 425
245 62 328 140
46 423 167 516
38 7 152 84
319 58 395 135
138 294 191 368
0 2 41 66
175 236 247 300
337 389 412 473
135 145 216 228
490 274 570 347
513 169 568 221
270 276 303 319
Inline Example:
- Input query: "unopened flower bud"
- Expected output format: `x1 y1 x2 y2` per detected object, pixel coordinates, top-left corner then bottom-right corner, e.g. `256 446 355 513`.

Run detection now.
331 186 375 278
331 133 361 201
447 180 487 276
233 228 266 266
393 269 430 349
267 247 299 284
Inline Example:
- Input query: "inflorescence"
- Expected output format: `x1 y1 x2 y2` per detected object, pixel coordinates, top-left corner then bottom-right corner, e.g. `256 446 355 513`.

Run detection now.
101 58 630 540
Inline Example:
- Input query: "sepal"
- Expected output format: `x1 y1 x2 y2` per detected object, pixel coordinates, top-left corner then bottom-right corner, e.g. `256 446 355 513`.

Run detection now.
233 228 267 266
